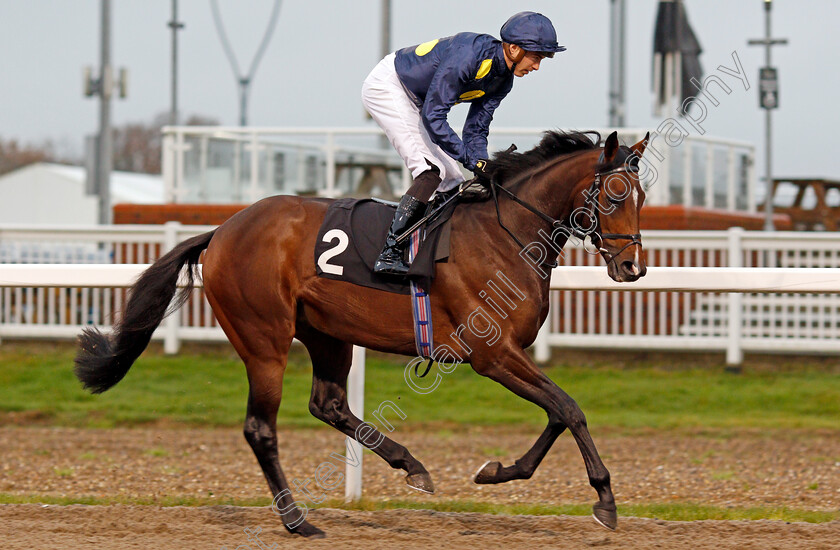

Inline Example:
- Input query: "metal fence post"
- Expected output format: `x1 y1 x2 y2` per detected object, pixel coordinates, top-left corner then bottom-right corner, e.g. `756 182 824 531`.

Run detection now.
345 345 365 502
163 221 181 355
727 227 744 365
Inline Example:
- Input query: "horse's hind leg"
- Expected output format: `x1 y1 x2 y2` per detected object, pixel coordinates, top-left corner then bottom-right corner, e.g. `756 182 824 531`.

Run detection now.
241 359 324 538
206 298 324 537
298 329 434 494
471 345 617 531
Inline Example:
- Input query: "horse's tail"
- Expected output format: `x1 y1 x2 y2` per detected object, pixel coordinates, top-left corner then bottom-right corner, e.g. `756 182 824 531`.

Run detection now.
74 230 216 394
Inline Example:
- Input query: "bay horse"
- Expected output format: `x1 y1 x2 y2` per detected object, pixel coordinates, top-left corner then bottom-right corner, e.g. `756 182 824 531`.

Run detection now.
75 130 649 538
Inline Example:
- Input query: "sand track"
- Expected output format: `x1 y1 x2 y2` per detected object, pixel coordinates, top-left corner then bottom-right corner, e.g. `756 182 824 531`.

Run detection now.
1 504 838 549
0 425 837 548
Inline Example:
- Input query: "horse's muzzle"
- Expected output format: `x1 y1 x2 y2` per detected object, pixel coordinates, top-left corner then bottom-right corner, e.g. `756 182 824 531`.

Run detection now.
609 257 647 283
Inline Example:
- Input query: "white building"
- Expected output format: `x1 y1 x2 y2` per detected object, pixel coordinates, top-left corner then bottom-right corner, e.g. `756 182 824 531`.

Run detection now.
0 163 163 225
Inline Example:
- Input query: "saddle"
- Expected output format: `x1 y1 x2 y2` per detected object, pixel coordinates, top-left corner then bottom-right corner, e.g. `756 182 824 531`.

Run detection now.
313 197 457 295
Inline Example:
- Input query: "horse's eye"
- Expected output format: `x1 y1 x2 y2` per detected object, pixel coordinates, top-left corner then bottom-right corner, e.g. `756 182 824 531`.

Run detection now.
608 196 624 206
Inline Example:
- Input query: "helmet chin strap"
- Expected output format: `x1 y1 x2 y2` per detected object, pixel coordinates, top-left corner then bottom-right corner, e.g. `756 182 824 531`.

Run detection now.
503 43 527 71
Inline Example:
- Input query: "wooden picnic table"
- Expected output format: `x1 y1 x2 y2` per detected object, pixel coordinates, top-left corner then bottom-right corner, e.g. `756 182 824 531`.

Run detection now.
767 178 840 230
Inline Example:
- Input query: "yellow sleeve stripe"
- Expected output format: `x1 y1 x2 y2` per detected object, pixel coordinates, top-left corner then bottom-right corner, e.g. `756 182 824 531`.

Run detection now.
458 90 486 101
475 59 493 80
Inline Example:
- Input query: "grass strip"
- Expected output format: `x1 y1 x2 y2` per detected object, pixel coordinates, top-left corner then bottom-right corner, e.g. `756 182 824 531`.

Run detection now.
1 493 836 523
1 342 839 431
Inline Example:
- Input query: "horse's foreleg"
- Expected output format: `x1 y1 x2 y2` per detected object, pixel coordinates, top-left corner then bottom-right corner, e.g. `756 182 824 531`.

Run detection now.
300 331 434 494
471 346 617 530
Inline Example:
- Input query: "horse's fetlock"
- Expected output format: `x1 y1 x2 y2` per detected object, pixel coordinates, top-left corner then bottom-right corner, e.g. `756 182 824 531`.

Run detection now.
591 470 611 490
513 459 534 479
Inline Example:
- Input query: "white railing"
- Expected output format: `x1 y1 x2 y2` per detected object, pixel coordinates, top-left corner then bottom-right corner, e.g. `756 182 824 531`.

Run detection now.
541 227 840 364
0 222 221 352
3 261 840 363
4 225 839 363
161 126 755 210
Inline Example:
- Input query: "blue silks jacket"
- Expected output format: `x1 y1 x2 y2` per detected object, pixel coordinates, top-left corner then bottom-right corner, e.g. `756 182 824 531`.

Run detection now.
394 33 513 171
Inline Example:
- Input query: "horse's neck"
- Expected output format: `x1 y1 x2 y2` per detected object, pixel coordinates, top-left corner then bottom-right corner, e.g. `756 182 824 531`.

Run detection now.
494 154 593 240
451 155 592 305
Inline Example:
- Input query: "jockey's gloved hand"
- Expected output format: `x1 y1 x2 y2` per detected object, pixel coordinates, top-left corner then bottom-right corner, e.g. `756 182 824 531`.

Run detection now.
473 159 496 187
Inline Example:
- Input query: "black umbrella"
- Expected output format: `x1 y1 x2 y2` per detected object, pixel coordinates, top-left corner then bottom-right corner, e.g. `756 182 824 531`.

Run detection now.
652 0 703 115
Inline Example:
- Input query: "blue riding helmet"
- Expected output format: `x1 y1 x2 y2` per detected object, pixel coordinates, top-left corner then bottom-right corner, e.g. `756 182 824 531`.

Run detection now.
500 11 566 56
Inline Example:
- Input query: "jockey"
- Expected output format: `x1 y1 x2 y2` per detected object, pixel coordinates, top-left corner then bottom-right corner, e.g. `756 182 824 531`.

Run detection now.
362 11 566 277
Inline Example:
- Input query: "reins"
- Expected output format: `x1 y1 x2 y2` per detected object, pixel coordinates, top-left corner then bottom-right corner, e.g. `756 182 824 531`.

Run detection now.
488 150 642 268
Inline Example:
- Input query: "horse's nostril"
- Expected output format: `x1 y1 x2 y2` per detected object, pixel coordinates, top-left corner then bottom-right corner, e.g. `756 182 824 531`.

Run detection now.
622 261 640 277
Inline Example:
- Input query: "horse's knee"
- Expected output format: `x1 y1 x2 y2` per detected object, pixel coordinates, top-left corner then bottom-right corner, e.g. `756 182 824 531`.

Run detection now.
546 412 564 430
566 407 588 431
243 415 276 451
554 395 588 431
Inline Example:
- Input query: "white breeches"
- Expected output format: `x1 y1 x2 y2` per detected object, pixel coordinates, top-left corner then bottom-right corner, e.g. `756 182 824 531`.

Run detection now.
361 53 466 193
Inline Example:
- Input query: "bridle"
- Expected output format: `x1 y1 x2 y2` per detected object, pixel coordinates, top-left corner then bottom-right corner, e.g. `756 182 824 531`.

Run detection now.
488 150 643 269
578 157 644 264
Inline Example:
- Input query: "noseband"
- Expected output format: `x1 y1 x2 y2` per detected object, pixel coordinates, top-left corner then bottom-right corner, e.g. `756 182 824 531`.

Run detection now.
488 152 642 269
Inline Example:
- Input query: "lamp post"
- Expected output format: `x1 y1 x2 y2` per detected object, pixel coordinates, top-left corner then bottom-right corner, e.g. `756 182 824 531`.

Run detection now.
748 0 787 231
83 0 127 224
608 0 626 127
168 0 184 126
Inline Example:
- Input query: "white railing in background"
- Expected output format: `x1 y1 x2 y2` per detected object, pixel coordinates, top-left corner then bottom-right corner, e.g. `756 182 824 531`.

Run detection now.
2 224 840 363
161 126 755 211
545 227 840 364
0 222 220 352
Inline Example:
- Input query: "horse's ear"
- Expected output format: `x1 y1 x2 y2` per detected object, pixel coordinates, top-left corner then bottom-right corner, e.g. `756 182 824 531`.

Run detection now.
603 131 619 163
631 132 650 158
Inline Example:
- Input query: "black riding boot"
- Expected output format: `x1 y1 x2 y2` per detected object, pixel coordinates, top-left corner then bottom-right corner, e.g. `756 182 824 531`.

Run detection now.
373 195 425 276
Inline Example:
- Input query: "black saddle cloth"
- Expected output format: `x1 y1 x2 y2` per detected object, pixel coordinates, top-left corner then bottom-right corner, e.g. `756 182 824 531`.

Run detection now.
314 198 455 295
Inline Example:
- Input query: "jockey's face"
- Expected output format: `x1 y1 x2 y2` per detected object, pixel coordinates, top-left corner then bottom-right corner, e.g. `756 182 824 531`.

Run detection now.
514 51 545 77
504 44 548 77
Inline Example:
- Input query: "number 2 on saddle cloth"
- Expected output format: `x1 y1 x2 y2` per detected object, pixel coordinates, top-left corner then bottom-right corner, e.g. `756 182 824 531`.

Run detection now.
313 195 459 360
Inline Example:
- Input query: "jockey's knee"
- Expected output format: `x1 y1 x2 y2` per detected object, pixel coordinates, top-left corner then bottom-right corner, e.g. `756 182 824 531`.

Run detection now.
406 165 442 203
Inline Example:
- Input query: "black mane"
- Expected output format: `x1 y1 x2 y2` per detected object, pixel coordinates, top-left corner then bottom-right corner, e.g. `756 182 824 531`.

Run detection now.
492 130 601 182
459 130 601 203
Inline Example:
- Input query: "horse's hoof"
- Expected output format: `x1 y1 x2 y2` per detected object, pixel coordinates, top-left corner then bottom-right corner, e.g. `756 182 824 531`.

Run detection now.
473 460 502 484
592 502 617 531
405 472 435 494
292 521 326 538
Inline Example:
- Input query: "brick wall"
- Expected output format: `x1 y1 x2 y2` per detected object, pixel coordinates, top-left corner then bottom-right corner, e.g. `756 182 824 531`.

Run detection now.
113 204 250 226
640 205 792 230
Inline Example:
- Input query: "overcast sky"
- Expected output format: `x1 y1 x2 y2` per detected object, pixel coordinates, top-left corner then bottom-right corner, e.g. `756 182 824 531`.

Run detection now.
0 0 837 180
